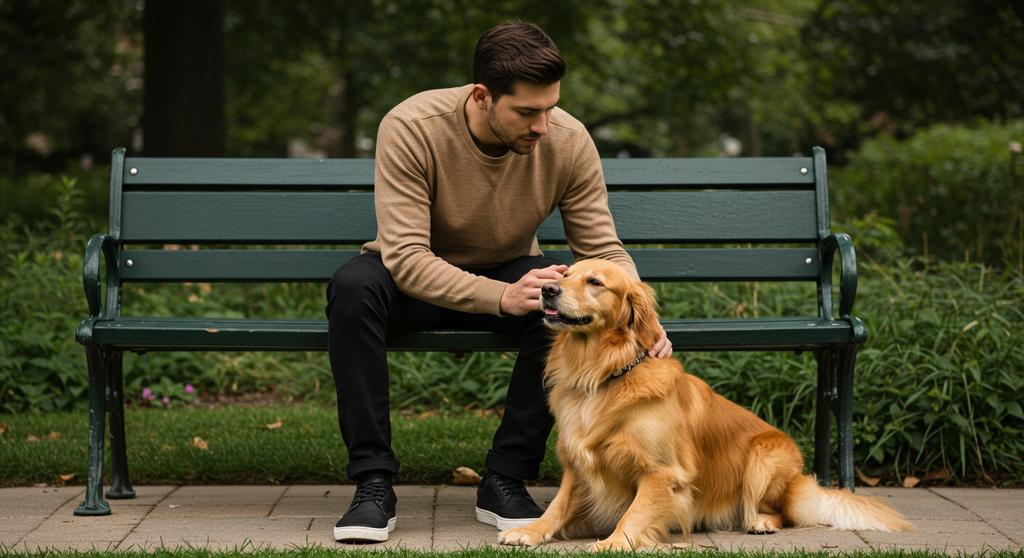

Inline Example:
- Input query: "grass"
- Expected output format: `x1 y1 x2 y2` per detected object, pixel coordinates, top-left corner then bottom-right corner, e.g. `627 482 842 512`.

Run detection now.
1 547 1023 558
0 403 561 487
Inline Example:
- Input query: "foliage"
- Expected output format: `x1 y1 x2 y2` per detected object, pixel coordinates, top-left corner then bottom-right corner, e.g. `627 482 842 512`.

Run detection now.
831 119 1024 268
2 186 1023 482
802 0 1024 157
0 0 140 172
0 177 91 413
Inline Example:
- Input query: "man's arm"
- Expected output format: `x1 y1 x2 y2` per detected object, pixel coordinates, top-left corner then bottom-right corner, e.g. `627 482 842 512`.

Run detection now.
557 131 638 279
373 116 508 316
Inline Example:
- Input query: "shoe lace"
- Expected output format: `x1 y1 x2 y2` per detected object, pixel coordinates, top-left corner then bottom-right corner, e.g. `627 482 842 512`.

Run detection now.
352 479 390 505
494 474 530 499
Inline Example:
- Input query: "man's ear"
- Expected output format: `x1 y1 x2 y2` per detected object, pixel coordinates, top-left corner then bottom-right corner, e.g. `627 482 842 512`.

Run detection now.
470 84 490 109
626 282 661 349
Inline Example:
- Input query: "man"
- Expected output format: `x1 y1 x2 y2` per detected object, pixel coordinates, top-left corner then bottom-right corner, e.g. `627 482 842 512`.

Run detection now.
325 20 671 543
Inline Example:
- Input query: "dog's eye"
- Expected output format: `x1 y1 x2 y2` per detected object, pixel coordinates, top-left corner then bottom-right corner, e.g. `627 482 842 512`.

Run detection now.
586 277 603 287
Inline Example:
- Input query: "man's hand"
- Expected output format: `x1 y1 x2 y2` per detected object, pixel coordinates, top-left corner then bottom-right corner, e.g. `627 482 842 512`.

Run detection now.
500 264 569 316
649 324 673 358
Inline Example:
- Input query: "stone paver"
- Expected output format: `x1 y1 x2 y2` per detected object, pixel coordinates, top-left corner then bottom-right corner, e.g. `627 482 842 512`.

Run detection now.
1 485 1021 553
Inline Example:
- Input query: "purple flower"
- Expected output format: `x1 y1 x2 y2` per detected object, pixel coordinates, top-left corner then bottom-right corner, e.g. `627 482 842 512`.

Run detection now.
184 384 195 394
162 396 171 409
142 388 154 400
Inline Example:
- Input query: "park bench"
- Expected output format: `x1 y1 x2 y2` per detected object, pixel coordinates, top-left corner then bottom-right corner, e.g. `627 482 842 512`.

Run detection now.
74 146 865 515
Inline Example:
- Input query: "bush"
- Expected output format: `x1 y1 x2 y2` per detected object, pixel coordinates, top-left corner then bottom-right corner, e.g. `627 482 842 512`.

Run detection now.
1 174 1022 483
832 119 1024 269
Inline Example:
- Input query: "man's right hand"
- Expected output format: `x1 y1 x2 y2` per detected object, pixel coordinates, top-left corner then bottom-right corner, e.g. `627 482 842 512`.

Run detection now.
499 264 569 316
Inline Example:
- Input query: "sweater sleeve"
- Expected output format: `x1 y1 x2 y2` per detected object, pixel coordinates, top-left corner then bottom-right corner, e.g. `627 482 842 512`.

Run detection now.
558 130 639 280
373 116 508 316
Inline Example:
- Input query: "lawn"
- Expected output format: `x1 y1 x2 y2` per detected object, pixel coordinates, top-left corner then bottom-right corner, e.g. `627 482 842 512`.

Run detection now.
0 403 560 487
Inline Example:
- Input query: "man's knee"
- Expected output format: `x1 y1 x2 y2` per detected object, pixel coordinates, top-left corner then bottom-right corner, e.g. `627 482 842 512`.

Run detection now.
326 254 395 318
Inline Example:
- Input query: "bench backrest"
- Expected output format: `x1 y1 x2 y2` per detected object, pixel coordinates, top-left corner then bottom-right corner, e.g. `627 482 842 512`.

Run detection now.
107 147 830 286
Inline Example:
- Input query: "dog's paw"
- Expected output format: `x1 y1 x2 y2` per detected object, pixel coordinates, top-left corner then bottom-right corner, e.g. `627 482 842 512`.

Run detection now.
498 527 548 547
748 514 781 535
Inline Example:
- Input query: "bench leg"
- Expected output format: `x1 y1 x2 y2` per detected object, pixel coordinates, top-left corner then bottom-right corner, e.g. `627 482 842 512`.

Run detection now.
813 349 835 486
836 345 857 491
74 344 111 516
105 350 135 499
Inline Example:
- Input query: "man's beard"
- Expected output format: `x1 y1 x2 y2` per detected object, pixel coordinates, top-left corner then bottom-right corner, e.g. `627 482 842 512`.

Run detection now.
486 105 540 155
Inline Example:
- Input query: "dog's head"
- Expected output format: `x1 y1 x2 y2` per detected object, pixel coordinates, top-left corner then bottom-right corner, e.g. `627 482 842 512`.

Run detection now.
541 259 661 349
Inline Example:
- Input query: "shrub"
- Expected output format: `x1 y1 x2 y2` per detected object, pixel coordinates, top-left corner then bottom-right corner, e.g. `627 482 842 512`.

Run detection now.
831 119 1024 269
1 174 1022 483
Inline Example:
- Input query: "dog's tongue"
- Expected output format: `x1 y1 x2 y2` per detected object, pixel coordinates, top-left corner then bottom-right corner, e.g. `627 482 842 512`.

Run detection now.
543 308 559 316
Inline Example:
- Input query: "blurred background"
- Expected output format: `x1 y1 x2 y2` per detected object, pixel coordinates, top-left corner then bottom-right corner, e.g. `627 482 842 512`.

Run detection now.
1 0 1022 484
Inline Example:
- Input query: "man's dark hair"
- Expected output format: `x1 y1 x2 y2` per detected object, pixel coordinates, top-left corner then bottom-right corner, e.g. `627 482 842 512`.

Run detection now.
472 21 566 100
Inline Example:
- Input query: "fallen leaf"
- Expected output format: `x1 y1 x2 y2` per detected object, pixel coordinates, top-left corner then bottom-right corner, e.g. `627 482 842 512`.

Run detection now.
48 431 61 441
0 422 7 435
452 466 482 486
265 418 283 430
855 467 881 487
924 468 951 482
190 436 209 451
902 475 920 488
26 434 39 443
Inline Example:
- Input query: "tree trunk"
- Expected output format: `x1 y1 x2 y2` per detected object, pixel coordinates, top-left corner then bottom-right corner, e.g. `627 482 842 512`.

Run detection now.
323 66 357 158
143 0 225 156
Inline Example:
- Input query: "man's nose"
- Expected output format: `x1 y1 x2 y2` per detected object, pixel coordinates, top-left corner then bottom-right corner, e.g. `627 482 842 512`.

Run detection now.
542 283 561 298
531 113 549 135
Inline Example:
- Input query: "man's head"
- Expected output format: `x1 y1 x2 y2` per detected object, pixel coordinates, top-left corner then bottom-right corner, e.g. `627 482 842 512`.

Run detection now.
469 21 565 155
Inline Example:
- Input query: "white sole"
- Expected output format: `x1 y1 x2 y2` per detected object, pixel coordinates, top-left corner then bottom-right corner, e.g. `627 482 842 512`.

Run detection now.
475 507 538 530
333 516 397 542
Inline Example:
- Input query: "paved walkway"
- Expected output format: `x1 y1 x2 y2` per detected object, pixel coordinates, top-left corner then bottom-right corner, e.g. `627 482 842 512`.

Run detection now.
1 485 1022 554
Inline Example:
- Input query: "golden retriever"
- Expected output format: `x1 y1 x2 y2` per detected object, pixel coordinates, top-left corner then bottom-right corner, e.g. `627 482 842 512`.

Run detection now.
498 259 912 550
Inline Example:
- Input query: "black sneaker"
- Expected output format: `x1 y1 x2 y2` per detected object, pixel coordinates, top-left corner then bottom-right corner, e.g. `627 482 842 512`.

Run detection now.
334 473 397 543
475 470 543 530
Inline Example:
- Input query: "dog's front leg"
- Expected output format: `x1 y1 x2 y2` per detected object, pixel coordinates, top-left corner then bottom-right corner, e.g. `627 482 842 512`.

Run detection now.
591 471 691 551
498 467 579 547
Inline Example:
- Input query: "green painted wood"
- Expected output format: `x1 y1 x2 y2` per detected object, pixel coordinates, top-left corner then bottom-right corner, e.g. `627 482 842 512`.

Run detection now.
121 156 815 188
119 191 818 243
118 248 820 282
89 316 855 352
813 147 831 239
601 157 815 186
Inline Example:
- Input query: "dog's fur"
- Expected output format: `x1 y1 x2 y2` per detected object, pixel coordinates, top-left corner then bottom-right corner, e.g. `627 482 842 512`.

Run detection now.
498 259 912 550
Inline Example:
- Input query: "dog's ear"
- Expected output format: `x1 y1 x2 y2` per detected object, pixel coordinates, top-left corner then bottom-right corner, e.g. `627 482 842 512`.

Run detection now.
621 282 662 349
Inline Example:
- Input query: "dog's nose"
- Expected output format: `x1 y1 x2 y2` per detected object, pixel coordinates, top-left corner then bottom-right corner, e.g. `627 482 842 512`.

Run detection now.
542 283 561 298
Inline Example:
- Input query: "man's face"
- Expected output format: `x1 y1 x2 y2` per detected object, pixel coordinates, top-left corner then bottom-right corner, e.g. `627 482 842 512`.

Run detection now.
484 81 560 155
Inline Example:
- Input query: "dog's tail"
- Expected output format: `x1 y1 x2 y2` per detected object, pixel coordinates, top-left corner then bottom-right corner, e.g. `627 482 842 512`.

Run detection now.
785 475 914 532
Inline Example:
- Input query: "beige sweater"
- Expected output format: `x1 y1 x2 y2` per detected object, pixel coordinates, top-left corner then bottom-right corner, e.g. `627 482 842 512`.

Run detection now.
363 84 636 316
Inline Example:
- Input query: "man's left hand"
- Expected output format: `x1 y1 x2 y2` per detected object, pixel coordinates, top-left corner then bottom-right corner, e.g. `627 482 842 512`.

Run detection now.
649 324 672 358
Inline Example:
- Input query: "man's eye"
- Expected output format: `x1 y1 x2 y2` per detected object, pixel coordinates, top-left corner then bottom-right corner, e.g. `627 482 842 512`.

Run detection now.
587 277 603 287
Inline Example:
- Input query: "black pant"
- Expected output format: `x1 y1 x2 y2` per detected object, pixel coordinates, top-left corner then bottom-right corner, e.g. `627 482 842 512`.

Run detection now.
325 252 558 481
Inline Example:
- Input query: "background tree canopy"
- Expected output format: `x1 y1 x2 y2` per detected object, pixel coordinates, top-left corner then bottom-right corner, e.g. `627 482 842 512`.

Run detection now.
3 0 1020 166
1 0 1022 264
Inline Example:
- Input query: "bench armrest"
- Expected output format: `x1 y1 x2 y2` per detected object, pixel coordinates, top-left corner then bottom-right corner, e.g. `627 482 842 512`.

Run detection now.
83 233 118 318
819 233 858 320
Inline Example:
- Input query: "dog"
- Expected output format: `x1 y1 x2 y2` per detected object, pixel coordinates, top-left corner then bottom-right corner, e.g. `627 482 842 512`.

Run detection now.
498 259 912 550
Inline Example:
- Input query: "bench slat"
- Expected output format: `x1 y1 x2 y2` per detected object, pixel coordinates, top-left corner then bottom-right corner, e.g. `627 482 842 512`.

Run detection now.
90 316 854 351
120 191 818 243
121 157 815 187
118 248 820 282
